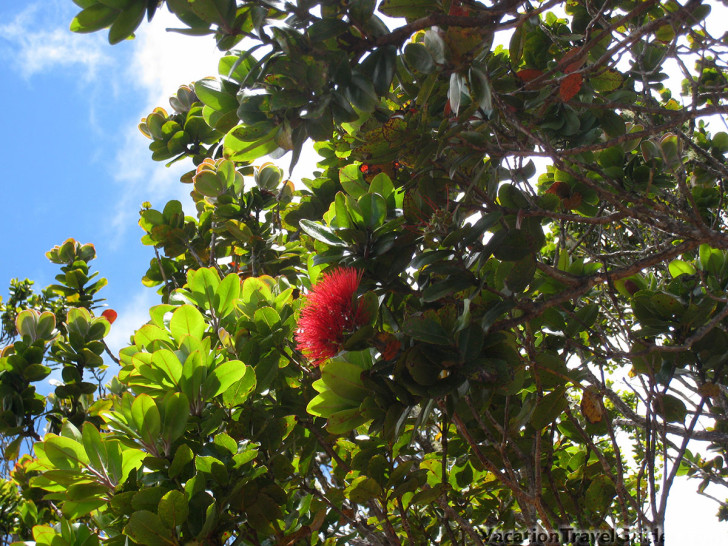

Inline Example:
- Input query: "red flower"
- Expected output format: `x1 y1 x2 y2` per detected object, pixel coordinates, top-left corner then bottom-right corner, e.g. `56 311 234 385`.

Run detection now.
295 268 368 366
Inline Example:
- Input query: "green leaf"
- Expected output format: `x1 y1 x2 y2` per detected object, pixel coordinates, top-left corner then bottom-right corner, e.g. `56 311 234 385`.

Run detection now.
223 124 279 162
70 4 118 33
409 484 447 507
600 111 625 138
233 445 259 469
253 306 280 334
712 132 728 153
509 23 524 66
534 353 569 389
655 24 675 43
219 51 259 83
169 444 194 479
187 267 219 309
195 171 226 197
222 367 257 407
158 490 189 530
330 90 359 123
15 309 38 340
668 259 696 278
195 455 228 484
345 476 382 503
124 510 175 545
97 0 135 8
307 388 358 418
202 360 248 399
340 164 368 198
170 305 206 342
345 74 377 112
61 496 108 519
688 3 711 23
404 42 434 73
81 423 108 476
653 393 687 423
590 69 623 92
151 349 183 385
530 387 568 430
378 0 437 20
37 311 57 340
299 220 346 247
698 244 724 275
23 364 52 382
195 78 238 111
74 0 99 9
498 183 530 209
308 18 350 41
225 121 275 142
134 324 172 348
216 273 241 317
188 0 235 24
334 191 353 228
505 255 536 293
585 475 616 516
468 67 493 116
121 447 146 484
402 316 450 345
358 193 387 229
564 303 599 336
659 133 681 168
321 360 369 402
42 435 89 470
369 172 394 199
4 436 22 461
325 403 367 439
161 393 189 445
421 277 473 302
180 350 206 403
214 433 238 455
491 230 532 261
32 525 62 545
108 0 146 44
242 276 273 304
131 394 161 447
367 45 396 96
349 0 376 24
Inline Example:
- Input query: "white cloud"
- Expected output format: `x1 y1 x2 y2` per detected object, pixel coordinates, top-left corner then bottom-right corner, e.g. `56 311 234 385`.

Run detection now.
104 8 222 247
665 475 726 544
0 3 111 81
129 9 221 110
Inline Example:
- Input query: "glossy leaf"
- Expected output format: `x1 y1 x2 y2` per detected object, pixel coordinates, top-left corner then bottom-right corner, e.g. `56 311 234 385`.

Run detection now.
170 305 206 342
124 510 175 545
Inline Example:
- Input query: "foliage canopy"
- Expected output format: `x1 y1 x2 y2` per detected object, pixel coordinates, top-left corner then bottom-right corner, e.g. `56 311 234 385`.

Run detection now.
2 0 728 543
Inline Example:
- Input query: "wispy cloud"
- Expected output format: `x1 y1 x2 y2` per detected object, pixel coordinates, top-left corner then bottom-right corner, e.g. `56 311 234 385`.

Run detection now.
129 10 221 110
0 2 111 81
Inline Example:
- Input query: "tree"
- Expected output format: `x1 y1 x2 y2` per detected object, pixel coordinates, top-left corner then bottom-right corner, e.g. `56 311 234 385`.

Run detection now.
1 0 727 543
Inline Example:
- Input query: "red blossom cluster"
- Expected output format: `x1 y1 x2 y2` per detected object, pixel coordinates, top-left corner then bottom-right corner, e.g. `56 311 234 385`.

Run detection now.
295 268 368 366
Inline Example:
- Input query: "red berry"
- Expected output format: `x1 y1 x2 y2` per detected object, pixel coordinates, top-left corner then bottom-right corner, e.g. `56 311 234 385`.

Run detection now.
102 309 118 324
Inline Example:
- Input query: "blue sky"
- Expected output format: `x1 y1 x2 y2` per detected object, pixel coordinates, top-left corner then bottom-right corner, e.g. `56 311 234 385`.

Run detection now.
0 1 725 542
0 0 223 350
